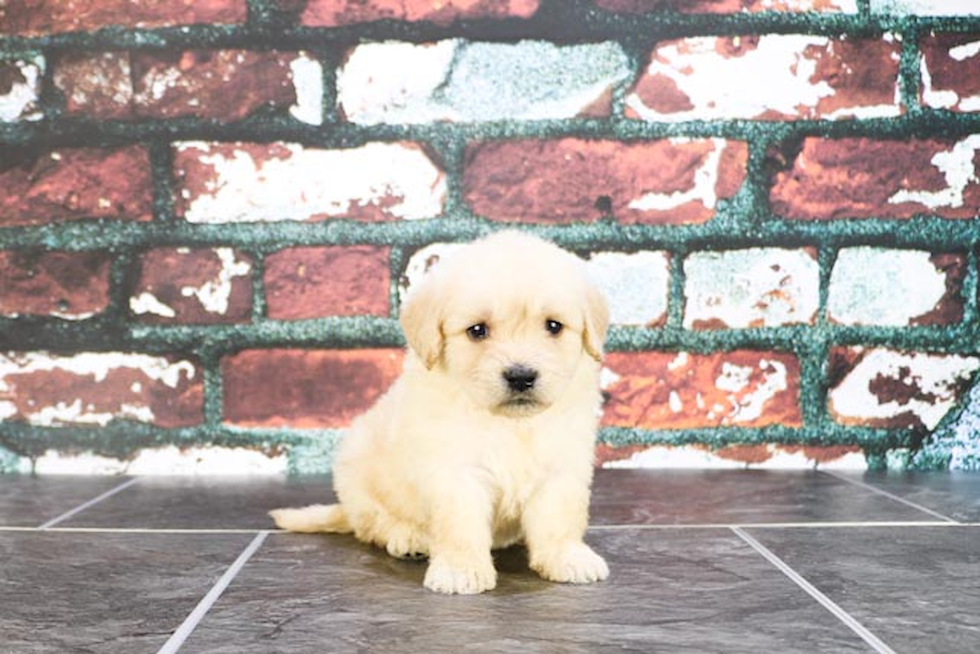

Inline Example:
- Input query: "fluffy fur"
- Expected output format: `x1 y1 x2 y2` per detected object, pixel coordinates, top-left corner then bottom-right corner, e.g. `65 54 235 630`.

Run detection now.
270 231 610 594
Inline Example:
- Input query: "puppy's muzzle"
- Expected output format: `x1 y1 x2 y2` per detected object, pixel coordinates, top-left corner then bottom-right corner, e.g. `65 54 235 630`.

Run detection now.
503 365 538 393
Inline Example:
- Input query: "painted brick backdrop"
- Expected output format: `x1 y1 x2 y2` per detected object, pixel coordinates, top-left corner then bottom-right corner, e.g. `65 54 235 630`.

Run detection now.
1 0 979 474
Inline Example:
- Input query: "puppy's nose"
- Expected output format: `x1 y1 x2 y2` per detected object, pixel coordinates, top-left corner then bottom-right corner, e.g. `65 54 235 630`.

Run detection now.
503 365 538 393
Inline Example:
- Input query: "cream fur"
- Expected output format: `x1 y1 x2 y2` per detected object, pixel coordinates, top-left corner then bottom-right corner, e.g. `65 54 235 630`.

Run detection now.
270 231 610 594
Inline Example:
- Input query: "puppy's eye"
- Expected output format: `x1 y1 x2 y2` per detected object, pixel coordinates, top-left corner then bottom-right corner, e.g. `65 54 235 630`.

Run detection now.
466 323 489 341
545 319 563 336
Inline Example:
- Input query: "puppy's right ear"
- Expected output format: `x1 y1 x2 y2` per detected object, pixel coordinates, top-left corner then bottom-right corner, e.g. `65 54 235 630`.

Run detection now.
399 277 445 370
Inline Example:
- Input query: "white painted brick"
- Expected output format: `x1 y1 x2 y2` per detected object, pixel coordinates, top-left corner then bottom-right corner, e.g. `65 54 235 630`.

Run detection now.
176 142 446 223
338 40 630 125
603 445 866 470
586 251 670 326
828 248 951 326
0 56 44 122
830 349 980 430
684 248 819 329
627 35 901 122
871 0 980 15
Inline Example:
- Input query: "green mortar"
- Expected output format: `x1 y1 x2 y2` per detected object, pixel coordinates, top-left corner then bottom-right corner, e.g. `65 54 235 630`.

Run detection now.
2 0 980 472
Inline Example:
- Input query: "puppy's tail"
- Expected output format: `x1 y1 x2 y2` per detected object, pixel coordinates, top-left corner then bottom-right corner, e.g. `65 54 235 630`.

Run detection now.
269 503 352 533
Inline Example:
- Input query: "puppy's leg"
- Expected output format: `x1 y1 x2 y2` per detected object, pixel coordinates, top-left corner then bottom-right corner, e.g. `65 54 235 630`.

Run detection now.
423 475 496 595
522 476 608 584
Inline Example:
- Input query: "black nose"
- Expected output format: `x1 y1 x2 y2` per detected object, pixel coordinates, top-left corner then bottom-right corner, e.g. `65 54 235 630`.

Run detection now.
503 365 538 393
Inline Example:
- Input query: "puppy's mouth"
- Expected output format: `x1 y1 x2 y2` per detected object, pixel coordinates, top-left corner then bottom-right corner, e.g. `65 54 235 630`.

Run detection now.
495 395 545 416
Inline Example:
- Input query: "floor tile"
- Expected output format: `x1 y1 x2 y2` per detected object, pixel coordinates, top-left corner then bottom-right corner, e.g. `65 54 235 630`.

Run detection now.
179 529 871 654
829 471 980 523
748 525 980 654
589 469 937 525
0 474 132 527
59 475 333 529
0 531 255 654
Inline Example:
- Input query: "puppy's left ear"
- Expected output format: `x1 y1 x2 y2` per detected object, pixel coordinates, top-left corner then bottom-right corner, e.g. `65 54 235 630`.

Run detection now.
582 281 610 362
399 276 445 370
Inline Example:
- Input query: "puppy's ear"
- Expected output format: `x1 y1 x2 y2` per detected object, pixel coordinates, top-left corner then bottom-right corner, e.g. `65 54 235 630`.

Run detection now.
399 277 445 370
582 282 610 362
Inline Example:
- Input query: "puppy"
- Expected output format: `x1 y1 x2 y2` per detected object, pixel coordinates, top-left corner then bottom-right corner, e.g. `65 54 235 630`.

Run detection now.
270 231 610 594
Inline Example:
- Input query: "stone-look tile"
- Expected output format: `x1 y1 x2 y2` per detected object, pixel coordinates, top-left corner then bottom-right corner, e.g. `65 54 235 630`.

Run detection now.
464 138 747 225
302 0 539 26
53 50 322 124
833 471 980 522
265 246 391 320
338 41 629 125
59 475 333 529
683 248 819 329
0 352 204 428
0 0 247 35
589 469 934 524
173 141 446 224
0 251 112 320
595 0 858 12
130 248 253 324
770 136 980 220
920 33 980 113
627 35 899 122
586 251 671 327
0 55 44 122
871 0 980 15
0 147 153 228
597 443 866 470
750 526 980 654
180 529 871 653
0 475 132 527
0 532 254 653
222 349 403 429
828 347 980 430
602 351 802 430
828 248 965 326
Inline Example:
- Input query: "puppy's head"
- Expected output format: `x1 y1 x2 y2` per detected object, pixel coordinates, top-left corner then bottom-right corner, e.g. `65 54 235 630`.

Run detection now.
400 231 609 417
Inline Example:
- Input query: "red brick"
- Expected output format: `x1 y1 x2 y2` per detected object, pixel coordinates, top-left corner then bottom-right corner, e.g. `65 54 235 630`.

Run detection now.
130 248 252 324
301 0 538 26
0 147 153 228
0 352 203 428
594 0 855 11
0 0 246 36
627 35 900 121
920 33 980 113
0 251 112 319
265 246 390 320
222 349 403 428
770 136 980 220
463 138 747 225
602 351 801 429
53 50 305 121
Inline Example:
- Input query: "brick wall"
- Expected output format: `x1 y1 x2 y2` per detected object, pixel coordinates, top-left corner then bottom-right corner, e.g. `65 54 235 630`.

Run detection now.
1 0 979 474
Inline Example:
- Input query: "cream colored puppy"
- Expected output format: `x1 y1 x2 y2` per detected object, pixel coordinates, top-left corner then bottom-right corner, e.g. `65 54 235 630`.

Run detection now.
270 231 610 594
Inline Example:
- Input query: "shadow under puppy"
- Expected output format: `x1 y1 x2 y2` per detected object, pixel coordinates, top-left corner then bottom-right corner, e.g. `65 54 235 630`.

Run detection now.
271 230 610 594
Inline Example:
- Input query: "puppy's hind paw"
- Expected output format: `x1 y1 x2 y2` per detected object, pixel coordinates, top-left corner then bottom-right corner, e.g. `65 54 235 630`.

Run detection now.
423 555 497 595
532 542 609 584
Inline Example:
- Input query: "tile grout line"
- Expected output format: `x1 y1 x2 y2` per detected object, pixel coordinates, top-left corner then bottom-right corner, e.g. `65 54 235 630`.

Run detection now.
605 522 967 530
731 527 898 654
820 470 960 523
157 530 269 654
37 478 140 530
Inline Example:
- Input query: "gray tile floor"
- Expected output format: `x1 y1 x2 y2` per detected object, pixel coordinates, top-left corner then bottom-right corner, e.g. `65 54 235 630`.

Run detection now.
1 469 977 653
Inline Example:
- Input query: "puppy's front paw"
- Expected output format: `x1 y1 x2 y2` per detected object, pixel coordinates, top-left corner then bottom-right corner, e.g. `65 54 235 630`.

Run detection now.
531 542 609 584
423 555 497 595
